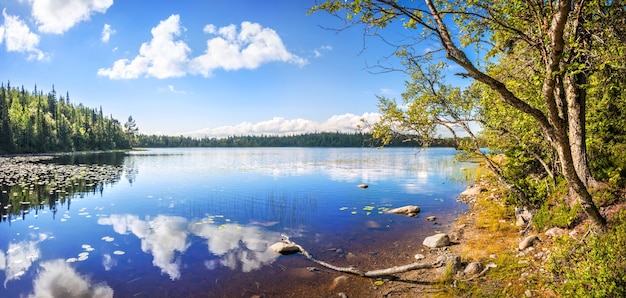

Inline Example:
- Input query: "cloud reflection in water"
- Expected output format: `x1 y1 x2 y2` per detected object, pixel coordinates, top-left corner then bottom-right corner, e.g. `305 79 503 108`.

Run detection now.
1 234 49 287
29 259 113 298
189 222 282 272
97 214 282 279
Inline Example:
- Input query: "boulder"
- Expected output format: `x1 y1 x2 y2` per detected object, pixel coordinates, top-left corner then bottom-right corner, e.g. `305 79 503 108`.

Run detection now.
545 227 565 237
270 242 301 255
387 205 420 217
515 207 533 227
423 233 450 248
463 262 484 275
460 185 486 198
519 235 540 250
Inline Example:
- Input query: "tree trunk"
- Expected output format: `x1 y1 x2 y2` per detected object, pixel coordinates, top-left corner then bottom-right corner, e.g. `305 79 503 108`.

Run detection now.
566 72 600 189
554 130 606 229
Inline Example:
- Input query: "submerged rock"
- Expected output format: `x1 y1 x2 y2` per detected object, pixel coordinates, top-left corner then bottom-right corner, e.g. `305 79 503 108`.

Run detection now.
423 233 450 248
387 205 420 217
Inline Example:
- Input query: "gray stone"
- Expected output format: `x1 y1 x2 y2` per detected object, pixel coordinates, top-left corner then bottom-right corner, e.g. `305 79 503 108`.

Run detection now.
426 216 436 221
515 207 533 227
270 242 301 254
423 233 450 248
463 262 484 275
519 235 540 250
545 227 565 237
460 185 486 198
414 253 425 260
387 205 420 217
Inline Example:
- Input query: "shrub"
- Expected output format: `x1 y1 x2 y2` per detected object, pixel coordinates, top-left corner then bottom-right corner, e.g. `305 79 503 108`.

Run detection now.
547 210 626 297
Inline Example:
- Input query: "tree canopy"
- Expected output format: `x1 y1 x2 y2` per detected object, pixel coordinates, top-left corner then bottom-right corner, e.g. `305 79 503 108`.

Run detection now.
0 82 130 154
311 0 626 229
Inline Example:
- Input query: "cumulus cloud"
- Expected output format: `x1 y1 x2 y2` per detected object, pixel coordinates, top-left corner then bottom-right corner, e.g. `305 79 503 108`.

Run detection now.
97 214 189 280
27 0 113 34
97 14 190 79
98 16 306 79
184 112 381 139
29 259 113 298
0 9 47 60
188 21 307 76
101 23 115 42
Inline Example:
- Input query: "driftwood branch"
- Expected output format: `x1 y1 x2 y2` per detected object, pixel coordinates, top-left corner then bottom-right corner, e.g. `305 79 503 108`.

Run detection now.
271 236 445 278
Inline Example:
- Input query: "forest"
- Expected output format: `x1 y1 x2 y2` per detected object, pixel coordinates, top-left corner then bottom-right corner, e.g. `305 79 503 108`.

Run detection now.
0 82 130 154
135 132 460 148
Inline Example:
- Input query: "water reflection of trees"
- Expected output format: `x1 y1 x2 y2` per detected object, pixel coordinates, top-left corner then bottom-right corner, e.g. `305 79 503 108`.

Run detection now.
0 154 125 223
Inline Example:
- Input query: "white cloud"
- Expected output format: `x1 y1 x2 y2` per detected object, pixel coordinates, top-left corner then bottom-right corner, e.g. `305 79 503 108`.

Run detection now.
97 14 190 79
29 259 113 298
313 45 332 57
184 112 381 139
98 17 307 79
101 23 115 42
27 0 113 34
0 9 47 60
189 21 307 77
158 85 188 95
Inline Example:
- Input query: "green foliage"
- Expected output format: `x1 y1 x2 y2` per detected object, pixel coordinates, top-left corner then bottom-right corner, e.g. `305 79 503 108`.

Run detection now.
548 210 626 297
0 82 130 154
533 199 581 231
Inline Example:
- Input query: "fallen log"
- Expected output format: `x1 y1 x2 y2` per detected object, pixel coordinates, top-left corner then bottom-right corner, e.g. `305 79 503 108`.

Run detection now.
271 235 445 278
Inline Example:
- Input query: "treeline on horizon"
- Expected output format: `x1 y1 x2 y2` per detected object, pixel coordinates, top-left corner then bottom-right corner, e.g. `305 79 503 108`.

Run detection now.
0 82 459 155
0 82 130 154
135 132 461 148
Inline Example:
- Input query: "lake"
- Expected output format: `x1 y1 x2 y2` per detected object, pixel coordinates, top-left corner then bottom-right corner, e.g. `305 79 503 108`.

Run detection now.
0 147 476 297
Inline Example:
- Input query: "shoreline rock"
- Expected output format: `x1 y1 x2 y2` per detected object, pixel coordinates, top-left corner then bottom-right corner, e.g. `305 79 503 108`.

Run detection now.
387 205 420 217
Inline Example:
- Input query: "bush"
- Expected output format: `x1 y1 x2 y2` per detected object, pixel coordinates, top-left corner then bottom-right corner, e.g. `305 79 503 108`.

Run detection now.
547 210 626 297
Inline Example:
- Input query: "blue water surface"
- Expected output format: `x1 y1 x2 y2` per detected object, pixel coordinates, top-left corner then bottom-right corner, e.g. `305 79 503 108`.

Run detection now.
0 147 475 297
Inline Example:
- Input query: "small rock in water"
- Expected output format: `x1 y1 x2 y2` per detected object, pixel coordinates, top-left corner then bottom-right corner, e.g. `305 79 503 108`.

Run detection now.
387 205 420 217
358 184 368 188
329 275 348 291
270 242 301 255
426 216 436 221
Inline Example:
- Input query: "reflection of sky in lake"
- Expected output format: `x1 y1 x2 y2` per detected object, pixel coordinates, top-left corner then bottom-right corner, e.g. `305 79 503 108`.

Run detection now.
0 148 475 297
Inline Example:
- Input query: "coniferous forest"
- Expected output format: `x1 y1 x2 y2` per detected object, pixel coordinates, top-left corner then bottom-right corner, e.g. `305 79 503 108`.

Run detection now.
1 82 461 155
0 82 130 154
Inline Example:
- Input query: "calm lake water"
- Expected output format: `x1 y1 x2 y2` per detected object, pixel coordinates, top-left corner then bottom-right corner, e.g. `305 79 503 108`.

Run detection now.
0 147 475 297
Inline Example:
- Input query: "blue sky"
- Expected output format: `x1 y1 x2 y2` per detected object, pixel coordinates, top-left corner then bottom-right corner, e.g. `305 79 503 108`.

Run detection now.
0 0 421 138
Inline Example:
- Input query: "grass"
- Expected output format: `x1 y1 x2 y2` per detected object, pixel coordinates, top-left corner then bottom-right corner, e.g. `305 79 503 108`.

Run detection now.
434 175 556 297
